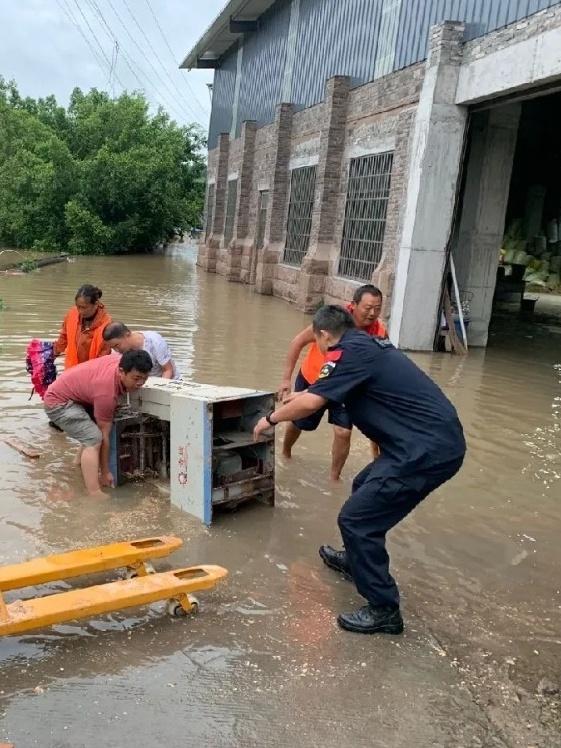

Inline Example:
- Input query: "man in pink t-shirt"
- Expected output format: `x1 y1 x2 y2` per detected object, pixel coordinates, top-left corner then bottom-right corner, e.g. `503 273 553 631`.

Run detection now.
44 350 152 497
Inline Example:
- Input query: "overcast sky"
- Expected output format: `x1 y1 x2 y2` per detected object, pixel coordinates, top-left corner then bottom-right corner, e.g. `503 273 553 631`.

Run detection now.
0 0 226 131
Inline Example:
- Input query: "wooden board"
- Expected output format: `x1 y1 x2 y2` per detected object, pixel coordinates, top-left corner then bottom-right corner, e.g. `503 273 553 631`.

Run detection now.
2 437 42 459
442 286 467 355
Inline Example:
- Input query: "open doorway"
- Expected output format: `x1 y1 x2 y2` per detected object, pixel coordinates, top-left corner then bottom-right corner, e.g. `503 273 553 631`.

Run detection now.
498 94 561 329
448 91 561 348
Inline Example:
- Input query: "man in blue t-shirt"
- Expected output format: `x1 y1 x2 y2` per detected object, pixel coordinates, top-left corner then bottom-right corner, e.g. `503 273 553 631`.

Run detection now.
254 305 466 635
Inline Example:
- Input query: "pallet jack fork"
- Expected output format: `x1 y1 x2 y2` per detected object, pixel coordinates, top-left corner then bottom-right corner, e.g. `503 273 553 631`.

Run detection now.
0 536 228 637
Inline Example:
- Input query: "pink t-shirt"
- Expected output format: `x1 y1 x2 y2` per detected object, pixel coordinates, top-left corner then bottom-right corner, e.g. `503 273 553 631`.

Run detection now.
44 355 124 423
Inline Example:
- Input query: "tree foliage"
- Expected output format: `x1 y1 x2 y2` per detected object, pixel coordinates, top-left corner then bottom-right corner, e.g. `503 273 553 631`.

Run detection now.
0 79 206 254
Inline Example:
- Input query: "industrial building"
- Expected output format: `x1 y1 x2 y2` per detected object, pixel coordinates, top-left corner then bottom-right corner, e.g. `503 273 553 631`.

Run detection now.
182 0 561 350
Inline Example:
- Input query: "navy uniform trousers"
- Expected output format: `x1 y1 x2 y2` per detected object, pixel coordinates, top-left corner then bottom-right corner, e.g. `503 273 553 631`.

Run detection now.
338 455 464 609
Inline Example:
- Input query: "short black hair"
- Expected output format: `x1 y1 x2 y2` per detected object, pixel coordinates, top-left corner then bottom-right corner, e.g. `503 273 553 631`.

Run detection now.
312 305 356 335
352 284 382 304
103 322 131 342
76 284 102 304
120 349 152 374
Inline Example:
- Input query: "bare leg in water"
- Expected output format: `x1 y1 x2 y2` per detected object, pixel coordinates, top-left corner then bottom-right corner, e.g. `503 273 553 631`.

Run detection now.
282 422 302 459
80 444 106 498
331 426 352 482
284 421 352 482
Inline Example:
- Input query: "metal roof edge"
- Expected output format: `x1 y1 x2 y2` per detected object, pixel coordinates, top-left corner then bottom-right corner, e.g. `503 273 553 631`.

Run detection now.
180 0 277 69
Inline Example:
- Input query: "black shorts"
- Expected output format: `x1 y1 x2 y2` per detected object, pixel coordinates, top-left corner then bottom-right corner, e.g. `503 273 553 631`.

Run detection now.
292 371 352 431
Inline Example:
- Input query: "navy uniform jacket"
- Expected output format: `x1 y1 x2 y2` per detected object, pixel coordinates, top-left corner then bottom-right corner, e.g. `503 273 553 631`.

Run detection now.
308 329 466 474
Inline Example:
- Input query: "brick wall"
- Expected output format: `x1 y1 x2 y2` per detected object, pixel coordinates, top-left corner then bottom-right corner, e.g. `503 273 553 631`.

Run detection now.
227 138 243 176
272 64 424 314
201 62 425 318
462 2 561 63
248 123 275 231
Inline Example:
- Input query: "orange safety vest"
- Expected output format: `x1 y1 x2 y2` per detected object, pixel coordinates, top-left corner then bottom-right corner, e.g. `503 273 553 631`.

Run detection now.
300 311 387 384
64 306 109 369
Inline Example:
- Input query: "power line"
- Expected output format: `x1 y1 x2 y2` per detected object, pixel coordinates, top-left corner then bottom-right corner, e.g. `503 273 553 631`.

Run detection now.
102 0 200 122
142 0 208 116
56 0 111 83
71 0 125 90
119 0 202 121
108 40 118 95
80 0 191 123
84 0 152 91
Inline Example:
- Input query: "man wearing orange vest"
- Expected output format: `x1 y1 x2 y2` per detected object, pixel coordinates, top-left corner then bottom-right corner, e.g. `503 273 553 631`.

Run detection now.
278 285 387 481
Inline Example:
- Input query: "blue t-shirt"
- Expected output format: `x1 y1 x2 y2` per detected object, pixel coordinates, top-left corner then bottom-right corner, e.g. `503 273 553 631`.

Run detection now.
308 329 466 473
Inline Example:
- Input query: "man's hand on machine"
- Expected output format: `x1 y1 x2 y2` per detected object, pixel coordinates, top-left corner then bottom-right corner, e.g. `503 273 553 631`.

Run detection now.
282 390 305 404
99 470 115 488
276 380 291 402
254 393 327 442
254 414 276 441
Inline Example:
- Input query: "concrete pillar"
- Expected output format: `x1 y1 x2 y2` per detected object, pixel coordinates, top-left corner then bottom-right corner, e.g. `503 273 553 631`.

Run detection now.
390 22 467 350
255 103 293 295
218 121 257 282
211 133 230 238
374 108 416 321
453 105 521 346
297 76 350 311
199 134 230 273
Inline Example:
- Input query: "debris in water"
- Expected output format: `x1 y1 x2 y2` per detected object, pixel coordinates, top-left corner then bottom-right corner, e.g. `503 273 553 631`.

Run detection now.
2 437 42 459
537 677 559 696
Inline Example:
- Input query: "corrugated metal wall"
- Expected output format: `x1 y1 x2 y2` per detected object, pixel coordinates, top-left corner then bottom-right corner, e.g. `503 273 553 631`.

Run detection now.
394 0 560 69
208 45 238 149
291 0 385 106
236 0 291 136
208 0 561 148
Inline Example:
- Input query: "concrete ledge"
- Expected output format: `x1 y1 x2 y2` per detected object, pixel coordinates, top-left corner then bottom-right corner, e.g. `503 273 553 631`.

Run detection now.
456 24 561 104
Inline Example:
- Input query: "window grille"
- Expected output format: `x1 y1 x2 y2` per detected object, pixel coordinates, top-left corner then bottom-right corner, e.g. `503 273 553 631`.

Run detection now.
338 151 394 281
224 178 238 245
283 166 316 266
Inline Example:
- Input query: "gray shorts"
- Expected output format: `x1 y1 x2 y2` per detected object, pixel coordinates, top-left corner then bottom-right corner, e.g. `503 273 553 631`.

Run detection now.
45 402 102 447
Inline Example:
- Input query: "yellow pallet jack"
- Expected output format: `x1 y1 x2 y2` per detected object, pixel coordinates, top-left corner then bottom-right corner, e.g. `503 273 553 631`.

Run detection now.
0 536 228 637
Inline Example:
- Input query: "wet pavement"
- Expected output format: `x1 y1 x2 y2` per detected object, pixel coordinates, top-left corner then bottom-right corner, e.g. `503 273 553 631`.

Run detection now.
0 244 560 747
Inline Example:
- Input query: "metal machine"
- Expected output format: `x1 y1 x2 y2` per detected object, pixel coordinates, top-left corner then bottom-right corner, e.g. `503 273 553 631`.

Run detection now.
110 380 275 524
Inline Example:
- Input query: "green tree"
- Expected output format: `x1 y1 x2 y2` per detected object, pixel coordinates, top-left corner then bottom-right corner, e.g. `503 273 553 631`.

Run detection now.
0 78 206 254
0 90 75 251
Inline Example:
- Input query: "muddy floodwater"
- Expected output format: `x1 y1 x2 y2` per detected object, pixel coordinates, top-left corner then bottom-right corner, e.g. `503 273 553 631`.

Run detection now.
0 245 560 747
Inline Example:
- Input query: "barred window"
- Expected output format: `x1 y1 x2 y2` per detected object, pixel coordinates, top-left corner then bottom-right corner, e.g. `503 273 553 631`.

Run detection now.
205 183 215 240
338 152 394 282
224 178 238 245
283 166 316 266
256 190 269 250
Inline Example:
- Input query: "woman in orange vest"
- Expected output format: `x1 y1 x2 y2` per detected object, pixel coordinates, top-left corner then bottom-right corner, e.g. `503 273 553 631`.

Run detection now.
54 284 112 368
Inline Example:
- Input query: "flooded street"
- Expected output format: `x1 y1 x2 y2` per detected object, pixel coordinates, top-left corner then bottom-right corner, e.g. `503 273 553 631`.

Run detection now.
0 245 560 747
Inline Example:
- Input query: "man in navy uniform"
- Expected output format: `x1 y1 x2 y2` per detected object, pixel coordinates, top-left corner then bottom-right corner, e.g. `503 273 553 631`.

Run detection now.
254 305 465 634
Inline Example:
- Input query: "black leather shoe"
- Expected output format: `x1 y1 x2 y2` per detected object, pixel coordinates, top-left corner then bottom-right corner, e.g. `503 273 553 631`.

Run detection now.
319 545 353 580
337 604 404 635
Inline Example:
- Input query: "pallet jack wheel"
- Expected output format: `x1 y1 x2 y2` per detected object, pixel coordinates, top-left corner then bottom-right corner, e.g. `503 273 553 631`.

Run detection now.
125 561 156 580
167 595 199 617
